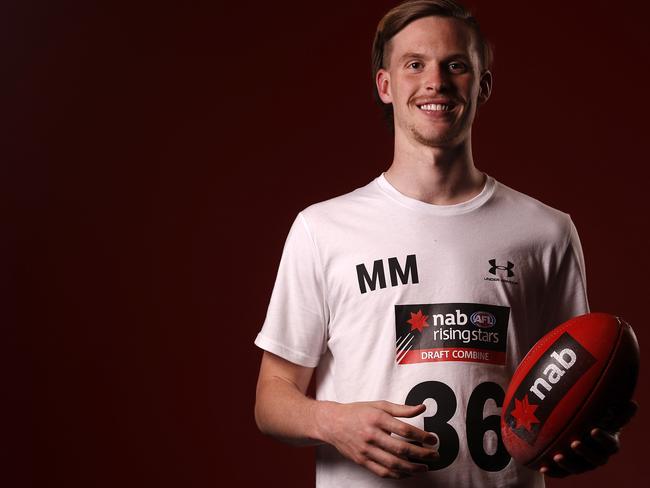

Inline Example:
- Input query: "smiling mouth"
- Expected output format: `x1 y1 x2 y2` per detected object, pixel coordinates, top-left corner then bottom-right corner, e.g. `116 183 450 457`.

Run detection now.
417 103 455 112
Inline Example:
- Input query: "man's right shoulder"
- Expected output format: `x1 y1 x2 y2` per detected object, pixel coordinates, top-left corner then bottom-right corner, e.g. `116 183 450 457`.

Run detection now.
298 177 382 228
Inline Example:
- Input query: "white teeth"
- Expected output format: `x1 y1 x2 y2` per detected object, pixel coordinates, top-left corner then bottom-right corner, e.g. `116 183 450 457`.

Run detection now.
418 103 451 111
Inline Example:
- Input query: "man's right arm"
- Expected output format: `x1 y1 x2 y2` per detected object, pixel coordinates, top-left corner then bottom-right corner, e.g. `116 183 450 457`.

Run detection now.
254 351 439 479
254 350 322 446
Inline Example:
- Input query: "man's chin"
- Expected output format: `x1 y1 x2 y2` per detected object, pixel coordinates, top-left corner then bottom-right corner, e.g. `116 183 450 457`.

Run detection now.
410 128 456 148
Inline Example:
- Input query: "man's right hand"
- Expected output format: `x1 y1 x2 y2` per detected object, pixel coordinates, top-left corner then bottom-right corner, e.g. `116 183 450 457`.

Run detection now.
315 400 439 479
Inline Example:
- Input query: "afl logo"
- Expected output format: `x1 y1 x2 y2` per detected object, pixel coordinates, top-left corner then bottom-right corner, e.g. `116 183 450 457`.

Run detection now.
471 311 496 328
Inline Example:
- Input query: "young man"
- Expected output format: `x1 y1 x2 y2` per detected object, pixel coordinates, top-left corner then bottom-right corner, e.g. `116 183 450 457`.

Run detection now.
254 1 631 486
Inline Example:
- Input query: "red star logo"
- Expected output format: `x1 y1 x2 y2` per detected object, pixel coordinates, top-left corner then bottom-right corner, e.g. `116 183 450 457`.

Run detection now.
510 394 540 431
407 309 430 333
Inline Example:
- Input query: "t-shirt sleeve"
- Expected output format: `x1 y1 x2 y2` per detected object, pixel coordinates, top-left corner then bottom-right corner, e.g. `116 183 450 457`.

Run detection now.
254 212 329 367
540 216 590 332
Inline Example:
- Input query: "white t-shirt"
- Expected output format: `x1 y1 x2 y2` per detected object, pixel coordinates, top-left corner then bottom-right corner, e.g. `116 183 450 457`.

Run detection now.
255 173 589 487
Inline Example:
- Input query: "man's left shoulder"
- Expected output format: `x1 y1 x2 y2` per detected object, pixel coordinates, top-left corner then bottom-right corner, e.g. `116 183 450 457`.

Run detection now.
497 182 571 226
491 178 575 240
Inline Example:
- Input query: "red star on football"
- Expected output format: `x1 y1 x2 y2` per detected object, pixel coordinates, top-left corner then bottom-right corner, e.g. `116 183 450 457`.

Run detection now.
407 309 430 333
510 394 540 431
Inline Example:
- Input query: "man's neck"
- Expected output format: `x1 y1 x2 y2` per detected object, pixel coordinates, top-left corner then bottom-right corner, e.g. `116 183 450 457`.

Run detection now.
384 133 486 206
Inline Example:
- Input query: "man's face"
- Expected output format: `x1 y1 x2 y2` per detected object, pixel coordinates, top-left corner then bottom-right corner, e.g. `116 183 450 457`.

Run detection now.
376 16 491 148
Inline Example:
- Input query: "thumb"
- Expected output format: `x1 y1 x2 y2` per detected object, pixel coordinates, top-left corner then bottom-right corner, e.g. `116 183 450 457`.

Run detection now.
375 401 426 418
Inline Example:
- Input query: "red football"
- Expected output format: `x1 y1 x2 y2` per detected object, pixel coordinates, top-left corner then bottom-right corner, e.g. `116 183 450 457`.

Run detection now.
501 312 639 469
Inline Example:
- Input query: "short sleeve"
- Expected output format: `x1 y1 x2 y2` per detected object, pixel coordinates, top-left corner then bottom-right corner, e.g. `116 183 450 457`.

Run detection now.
540 216 590 331
254 212 328 367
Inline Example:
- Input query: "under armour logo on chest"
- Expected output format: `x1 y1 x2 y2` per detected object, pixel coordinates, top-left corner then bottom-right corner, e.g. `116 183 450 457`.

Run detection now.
489 259 515 277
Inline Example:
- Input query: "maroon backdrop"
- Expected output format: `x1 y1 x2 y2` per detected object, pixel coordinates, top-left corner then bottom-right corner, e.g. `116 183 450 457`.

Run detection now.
4 1 647 486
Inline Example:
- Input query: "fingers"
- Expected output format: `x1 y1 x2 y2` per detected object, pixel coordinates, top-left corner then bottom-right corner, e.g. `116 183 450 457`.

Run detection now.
359 401 437 477
340 401 437 479
363 444 429 478
540 428 622 478
551 451 594 474
374 400 426 418
570 439 607 467
588 428 620 456
376 432 438 462
539 450 591 478
363 459 404 480
539 464 570 478
382 415 435 445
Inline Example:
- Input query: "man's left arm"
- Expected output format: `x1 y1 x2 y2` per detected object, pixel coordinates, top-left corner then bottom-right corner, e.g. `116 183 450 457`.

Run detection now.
538 216 638 477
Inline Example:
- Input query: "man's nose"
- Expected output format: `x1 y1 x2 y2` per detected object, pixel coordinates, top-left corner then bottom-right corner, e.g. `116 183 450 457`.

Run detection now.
424 65 448 91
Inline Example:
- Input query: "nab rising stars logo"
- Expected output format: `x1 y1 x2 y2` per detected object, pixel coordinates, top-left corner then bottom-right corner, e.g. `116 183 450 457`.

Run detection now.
394 303 510 366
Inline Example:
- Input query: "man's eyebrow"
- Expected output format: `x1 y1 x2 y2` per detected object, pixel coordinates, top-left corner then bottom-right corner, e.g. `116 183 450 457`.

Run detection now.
446 53 471 62
397 51 472 63
397 51 426 64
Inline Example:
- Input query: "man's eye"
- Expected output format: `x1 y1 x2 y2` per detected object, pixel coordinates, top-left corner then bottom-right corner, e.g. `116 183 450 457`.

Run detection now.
408 61 423 70
449 62 467 72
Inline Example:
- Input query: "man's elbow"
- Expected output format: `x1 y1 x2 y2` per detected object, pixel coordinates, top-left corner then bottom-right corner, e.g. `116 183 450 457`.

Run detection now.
254 399 269 435
254 384 276 437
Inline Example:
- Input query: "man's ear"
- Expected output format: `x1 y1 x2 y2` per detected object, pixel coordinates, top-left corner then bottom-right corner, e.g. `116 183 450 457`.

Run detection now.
376 69 392 104
478 69 492 106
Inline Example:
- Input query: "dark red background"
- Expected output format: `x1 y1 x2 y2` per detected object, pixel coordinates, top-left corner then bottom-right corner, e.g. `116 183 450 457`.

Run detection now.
4 0 647 486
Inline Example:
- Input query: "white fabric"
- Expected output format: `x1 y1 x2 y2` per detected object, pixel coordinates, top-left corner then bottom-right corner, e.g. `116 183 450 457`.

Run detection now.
255 172 589 487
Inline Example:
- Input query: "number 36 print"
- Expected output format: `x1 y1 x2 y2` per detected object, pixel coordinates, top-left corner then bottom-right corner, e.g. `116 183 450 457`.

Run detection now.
405 381 511 472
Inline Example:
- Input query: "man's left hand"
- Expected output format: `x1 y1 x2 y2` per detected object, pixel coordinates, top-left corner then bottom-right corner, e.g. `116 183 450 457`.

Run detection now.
539 400 638 478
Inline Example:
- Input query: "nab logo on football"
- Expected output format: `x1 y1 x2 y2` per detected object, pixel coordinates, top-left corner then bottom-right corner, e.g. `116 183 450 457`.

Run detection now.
529 348 576 400
471 311 496 328
504 332 596 445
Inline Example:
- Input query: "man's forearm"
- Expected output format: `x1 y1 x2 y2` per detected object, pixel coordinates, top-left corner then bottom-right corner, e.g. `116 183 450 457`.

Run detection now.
255 373 440 479
255 376 333 446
